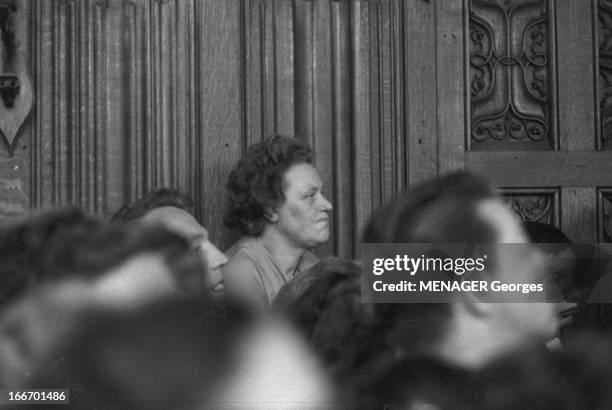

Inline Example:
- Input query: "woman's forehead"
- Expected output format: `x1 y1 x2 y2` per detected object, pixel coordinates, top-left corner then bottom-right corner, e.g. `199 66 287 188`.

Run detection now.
283 163 322 191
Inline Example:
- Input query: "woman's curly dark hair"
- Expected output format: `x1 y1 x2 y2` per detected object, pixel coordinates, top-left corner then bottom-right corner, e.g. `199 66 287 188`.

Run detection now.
224 135 312 236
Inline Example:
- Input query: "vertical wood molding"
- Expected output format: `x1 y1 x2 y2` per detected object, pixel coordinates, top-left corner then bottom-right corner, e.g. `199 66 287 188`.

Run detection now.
597 0 612 150
331 0 353 257
437 0 465 173
273 0 295 136
149 0 162 187
101 0 123 213
562 187 597 242
405 0 437 187
294 0 314 143
557 0 596 150
126 0 141 202
242 0 294 148
173 0 196 194
53 0 68 204
369 0 405 204
29 0 43 208
599 188 612 242
243 0 261 147
351 0 371 255
199 0 242 248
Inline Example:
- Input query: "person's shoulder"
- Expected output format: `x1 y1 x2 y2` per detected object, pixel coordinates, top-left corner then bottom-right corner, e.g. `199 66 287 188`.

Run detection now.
225 237 262 260
224 237 266 280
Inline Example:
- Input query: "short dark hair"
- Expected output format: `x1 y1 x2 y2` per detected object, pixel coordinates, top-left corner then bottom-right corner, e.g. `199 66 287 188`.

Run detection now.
224 135 312 236
363 171 498 244
274 258 399 395
110 188 193 223
273 258 358 313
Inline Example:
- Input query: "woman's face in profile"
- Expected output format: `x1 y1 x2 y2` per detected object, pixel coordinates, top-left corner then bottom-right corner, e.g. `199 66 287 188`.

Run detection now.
272 163 333 249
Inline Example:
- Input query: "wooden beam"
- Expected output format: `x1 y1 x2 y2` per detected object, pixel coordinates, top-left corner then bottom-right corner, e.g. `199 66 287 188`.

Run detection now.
467 151 612 186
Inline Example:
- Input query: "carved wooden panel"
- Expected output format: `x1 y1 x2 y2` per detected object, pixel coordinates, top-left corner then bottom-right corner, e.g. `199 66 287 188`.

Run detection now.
16 0 605 254
599 0 612 150
0 0 29 222
469 0 555 151
500 188 559 225
0 157 27 222
598 189 612 242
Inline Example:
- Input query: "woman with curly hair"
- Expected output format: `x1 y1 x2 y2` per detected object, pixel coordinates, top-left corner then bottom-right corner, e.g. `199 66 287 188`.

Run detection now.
223 135 333 312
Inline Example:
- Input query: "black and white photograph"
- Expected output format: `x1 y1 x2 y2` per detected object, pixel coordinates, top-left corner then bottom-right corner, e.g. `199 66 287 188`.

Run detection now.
1 0 612 408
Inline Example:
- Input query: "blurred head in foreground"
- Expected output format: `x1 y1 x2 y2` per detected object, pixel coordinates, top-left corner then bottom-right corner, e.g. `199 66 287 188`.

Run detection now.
363 172 557 369
0 207 207 386
112 188 228 294
273 258 397 402
23 297 335 409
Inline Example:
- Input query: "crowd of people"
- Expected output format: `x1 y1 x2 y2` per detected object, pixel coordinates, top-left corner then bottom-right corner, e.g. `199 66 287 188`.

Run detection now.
1 135 612 409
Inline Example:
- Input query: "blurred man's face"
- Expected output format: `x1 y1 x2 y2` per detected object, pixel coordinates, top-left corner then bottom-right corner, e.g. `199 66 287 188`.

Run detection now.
91 253 180 306
141 207 228 294
477 199 558 341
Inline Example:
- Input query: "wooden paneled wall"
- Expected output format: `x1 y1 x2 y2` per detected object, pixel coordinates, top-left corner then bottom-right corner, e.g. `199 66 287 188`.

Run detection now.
12 0 245 248
9 0 441 256
3 0 610 255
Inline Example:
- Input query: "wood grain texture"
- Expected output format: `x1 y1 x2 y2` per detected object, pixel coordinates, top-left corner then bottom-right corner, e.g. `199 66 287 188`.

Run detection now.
273 0 295 136
370 0 405 203
436 0 465 173
557 0 596 151
405 0 436 187
331 0 353 257
351 0 371 255
598 188 612 242
198 0 242 248
0 0 32 220
467 151 612 186
562 187 596 242
18 0 606 258
500 188 560 226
